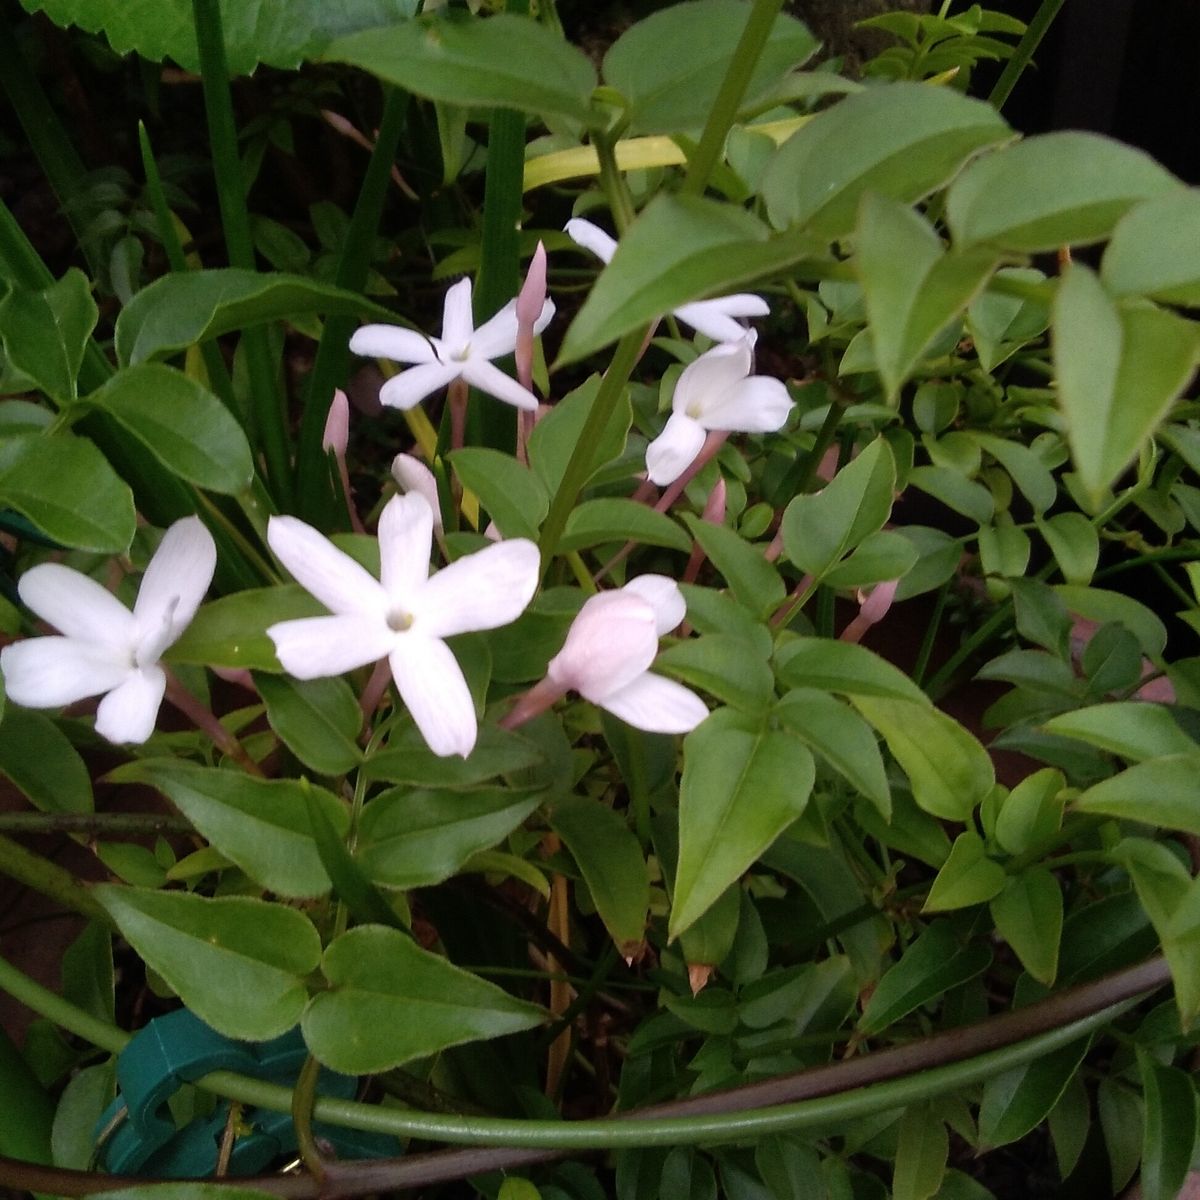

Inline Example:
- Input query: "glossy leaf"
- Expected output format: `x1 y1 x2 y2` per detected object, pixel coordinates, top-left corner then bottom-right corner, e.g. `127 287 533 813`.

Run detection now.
106 759 347 898
255 673 363 776
167 585 323 670
356 785 541 889
0 268 96 403
977 1036 1090 1148
1075 753 1200 835
84 364 254 494
0 708 92 813
324 14 596 123
855 195 996 400
1053 265 1200 507
0 433 134 553
301 924 544 1072
947 131 1181 252
990 867 1063 985
115 269 396 366
95 886 319 1041
602 0 817 135
762 82 1010 237
671 714 815 940
560 498 690 554
923 832 1006 912
1138 1052 1197 1200
655 634 774 713
552 796 649 956
774 638 929 703
559 194 820 364
1103 190 1200 304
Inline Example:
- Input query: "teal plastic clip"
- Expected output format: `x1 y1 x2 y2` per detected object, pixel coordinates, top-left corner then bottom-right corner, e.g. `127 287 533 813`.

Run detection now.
95 1008 399 1177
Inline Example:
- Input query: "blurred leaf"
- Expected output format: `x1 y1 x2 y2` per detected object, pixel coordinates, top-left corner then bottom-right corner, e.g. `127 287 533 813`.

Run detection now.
0 268 97 403
1047 1074 1090 1181
1098 1077 1143 1193
893 1103 947 1200
0 708 93 813
1103 190 1200 304
993 768 1063 857
1138 1051 1197 1200
361 724 544 787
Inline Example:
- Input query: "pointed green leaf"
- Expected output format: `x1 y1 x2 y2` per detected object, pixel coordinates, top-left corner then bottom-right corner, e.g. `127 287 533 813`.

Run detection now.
361 724 544 787
451 448 548 541
560 498 690 554
1075 753 1200 834
684 515 785 616
0 708 92 813
254 673 363 776
1036 512 1099 585
923 832 1006 912
994 768 1063 856
0 268 96 403
774 638 929 703
893 1103 948 1200
1042 702 1195 763
655 634 774 713
978 1036 1090 1148
1103 190 1200 304
527 375 631 499
1138 1052 1198 1200
990 867 1063 985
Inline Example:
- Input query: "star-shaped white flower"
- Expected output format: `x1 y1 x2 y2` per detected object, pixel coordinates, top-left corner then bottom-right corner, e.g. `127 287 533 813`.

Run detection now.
565 217 770 344
349 277 554 412
0 517 217 744
646 336 793 486
547 576 708 734
266 493 540 757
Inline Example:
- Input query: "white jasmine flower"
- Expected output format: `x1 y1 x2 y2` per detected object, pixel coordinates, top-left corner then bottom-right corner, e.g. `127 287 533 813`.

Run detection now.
266 493 540 758
565 217 770 343
547 575 708 733
646 336 793 486
349 277 554 412
0 517 217 744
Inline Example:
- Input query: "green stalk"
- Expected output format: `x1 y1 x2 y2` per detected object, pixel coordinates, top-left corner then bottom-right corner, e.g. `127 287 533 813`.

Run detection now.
594 130 635 235
538 327 647 570
0 812 191 835
0 835 111 926
192 0 293 508
295 88 408 523
0 954 129 1056
988 0 1067 111
681 0 785 197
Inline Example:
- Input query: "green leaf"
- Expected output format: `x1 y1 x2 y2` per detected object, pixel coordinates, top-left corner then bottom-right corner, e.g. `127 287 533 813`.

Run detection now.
684 515 785 616
893 1103 948 1200
855 195 996 400
970 433 1057 515
552 796 648 956
527 375 631 499
1103 190 1200 304
94 886 319 1040
166 585 323 670
356 785 541 889
1075 753 1200 834
923 832 1006 912
977 1036 1090 1148
559 194 820 365
301 924 544 1072
820 529 919 590
84 364 253 494
450 448 547 541
255 673 363 776
774 638 929 703
0 268 97 403
19 0 418 75
860 921 990 1033
106 760 347 899
1138 1052 1198 1200
560 498 690 554
780 438 895 578
361 724 544 787
52 1060 114 1169
1054 265 1200 507
907 464 994 526
990 867 1063 985
1047 1074 1091 1181
993 768 1063 857
1099 1078 1144 1193
671 715 814 940
775 688 890 817
0 708 92 813
0 434 134 553
1042 702 1195 763
1036 512 1099 585
1055 584 1167 660
323 14 596 123
762 82 1010 237
655 634 774 714
601 0 817 135
850 695 994 821
115 269 397 366
947 131 1181 252
966 268 1050 372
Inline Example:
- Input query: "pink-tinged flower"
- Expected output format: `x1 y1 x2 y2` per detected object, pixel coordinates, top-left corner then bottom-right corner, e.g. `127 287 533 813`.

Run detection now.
391 453 442 532
266 493 540 757
565 218 770 343
349 277 554 412
547 576 708 733
646 336 793 486
0 518 216 744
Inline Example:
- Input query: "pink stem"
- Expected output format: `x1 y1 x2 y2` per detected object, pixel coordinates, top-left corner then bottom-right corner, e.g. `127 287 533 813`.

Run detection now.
164 672 264 777
498 677 569 731
359 659 392 725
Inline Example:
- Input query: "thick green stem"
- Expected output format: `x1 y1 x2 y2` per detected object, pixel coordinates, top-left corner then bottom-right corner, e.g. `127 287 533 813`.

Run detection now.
681 0 785 197
594 131 635 235
0 835 111 926
988 0 1067 111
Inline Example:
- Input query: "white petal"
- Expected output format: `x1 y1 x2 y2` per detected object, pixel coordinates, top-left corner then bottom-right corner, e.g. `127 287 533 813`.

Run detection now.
673 293 769 343
134 517 217 650
547 592 658 701
390 634 477 758
470 299 521 361
623 575 686 636
1 638 131 707
349 324 438 365
417 538 540 639
645 413 707 486
565 218 617 264
391 454 443 531
440 278 475 355
599 672 709 734
268 515 386 618
672 338 754 419
701 376 794 433
378 493 433 605
17 563 135 648
462 359 540 411
379 361 460 410
94 666 166 744
267 613 394 678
